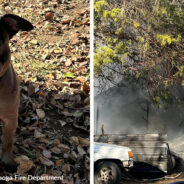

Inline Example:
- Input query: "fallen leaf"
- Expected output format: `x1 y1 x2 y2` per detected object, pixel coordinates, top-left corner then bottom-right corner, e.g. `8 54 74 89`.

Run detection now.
70 32 80 45
51 147 61 154
34 129 46 138
45 12 54 21
74 110 84 118
75 76 85 83
36 109 45 119
15 156 34 174
65 59 72 67
76 9 86 15
30 39 38 45
39 155 54 166
77 146 86 157
58 143 70 153
62 164 71 173
53 139 60 145
78 136 90 147
62 72 75 79
56 160 62 166
69 151 77 160
62 20 71 24
43 150 52 159
69 136 79 146
83 82 90 94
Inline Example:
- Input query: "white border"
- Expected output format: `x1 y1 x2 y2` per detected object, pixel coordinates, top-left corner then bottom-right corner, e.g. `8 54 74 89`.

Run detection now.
90 0 94 182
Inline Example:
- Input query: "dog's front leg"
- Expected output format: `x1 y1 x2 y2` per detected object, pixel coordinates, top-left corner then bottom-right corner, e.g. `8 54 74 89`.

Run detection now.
1 115 18 168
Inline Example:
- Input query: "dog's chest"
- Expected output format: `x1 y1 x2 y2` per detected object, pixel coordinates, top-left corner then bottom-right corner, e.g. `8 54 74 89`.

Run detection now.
0 65 19 113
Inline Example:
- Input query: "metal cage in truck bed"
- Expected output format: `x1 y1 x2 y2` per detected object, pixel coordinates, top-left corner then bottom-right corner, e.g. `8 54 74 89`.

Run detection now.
94 134 174 174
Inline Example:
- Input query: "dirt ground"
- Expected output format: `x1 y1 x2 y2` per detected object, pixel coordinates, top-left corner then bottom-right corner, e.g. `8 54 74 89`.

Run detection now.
0 0 90 183
121 173 184 184
121 179 184 183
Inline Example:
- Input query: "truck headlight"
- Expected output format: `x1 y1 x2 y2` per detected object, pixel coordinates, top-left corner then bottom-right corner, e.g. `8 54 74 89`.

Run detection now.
122 161 129 167
122 160 133 167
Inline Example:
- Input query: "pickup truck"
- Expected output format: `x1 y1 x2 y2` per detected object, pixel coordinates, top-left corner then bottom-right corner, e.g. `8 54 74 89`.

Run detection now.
94 142 133 184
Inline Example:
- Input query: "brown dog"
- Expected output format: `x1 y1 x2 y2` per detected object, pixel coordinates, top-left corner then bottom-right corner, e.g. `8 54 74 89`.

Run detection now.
0 14 33 169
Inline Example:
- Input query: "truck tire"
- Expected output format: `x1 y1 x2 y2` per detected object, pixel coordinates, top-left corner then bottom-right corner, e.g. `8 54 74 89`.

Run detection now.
95 161 121 184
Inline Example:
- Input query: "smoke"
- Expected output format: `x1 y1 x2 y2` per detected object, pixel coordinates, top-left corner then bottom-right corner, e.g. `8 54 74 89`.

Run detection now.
95 85 184 140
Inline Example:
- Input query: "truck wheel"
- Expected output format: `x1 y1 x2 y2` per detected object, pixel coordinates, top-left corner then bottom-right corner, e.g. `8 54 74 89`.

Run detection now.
95 161 121 184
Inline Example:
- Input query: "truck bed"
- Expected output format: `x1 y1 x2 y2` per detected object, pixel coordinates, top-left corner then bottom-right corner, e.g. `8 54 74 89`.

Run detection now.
94 134 173 173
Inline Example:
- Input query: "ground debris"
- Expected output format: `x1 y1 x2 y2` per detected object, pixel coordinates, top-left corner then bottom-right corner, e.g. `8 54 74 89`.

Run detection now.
0 0 90 183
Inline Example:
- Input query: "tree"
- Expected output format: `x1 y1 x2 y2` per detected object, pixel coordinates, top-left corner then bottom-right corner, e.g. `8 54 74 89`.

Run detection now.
94 0 184 107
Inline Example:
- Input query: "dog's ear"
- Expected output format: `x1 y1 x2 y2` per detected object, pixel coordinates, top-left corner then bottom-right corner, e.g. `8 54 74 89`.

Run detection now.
0 14 33 39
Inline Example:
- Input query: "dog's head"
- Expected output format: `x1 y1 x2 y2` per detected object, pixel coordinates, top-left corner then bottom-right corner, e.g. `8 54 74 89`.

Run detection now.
0 14 33 76
0 14 33 39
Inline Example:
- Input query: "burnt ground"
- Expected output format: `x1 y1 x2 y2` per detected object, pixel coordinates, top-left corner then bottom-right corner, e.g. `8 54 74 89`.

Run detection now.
119 137 184 184
120 152 184 184
120 171 184 183
0 0 90 183
121 177 184 184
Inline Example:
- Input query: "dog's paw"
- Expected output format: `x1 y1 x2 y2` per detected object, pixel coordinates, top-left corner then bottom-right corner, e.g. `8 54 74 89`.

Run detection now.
1 153 17 172
2 161 17 173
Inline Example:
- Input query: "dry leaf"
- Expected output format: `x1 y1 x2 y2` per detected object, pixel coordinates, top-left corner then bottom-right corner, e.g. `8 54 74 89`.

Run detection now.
34 129 46 138
36 109 45 119
69 136 79 146
62 164 71 173
65 59 72 67
43 150 52 159
15 156 34 174
45 12 54 21
39 155 54 166
58 143 70 153
51 147 61 154
53 139 60 145
78 136 90 147
56 160 62 166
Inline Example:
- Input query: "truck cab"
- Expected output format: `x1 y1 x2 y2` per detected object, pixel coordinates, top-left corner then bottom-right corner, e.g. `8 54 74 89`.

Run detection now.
94 142 133 184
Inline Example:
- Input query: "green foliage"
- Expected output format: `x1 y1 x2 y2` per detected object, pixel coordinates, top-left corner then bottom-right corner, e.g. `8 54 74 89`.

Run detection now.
133 21 140 28
94 0 122 28
156 34 181 47
94 0 109 15
62 72 75 79
94 45 118 75
94 0 184 107
110 8 121 22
